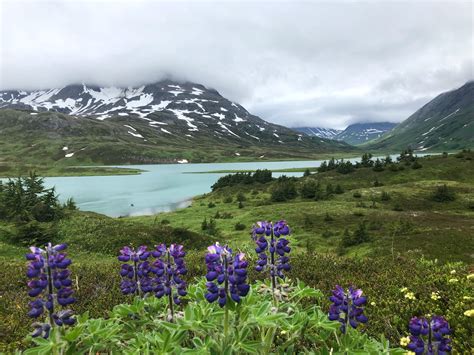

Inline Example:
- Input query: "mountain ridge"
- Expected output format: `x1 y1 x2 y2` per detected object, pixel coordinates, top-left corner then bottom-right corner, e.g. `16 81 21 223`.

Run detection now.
367 81 474 151
0 80 354 166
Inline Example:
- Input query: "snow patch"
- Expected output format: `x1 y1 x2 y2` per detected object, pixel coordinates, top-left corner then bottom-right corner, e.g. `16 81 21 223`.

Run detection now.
128 131 144 138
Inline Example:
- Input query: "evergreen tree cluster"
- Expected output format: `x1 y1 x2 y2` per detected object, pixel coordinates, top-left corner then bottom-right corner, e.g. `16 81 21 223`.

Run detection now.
0 173 76 245
211 169 273 191
318 149 423 175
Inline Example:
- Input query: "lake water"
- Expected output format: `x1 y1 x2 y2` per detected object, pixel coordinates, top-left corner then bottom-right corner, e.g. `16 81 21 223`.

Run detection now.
42 155 401 217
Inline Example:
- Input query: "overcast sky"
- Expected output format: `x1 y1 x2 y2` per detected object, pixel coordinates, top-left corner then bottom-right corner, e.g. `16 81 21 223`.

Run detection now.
0 0 472 129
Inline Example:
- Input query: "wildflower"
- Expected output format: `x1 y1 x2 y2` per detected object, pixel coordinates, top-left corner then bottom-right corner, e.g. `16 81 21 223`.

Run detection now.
448 278 458 283
450 270 456 274
152 244 187 306
26 243 75 338
370 301 376 306
467 273 474 280
464 309 474 317
252 220 291 292
463 296 473 300
406 316 451 354
400 287 408 293
404 292 416 300
400 336 411 347
205 243 249 307
118 246 151 296
328 285 368 334
431 292 441 301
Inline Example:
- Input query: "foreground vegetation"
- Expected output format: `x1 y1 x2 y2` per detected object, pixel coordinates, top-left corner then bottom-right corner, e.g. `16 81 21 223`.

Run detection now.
0 151 473 352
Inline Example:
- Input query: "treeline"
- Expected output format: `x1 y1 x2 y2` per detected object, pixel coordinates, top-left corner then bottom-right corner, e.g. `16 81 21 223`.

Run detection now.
271 175 344 202
211 169 272 191
318 149 422 174
0 173 76 245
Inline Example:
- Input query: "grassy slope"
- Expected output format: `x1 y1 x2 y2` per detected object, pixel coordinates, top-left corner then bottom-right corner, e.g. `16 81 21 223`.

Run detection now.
0 109 357 177
1 152 473 351
130 152 474 263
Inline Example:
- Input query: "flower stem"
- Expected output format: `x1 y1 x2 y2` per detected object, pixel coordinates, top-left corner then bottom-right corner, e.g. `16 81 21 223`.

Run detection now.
270 231 276 297
167 251 174 322
45 248 55 327
223 251 229 342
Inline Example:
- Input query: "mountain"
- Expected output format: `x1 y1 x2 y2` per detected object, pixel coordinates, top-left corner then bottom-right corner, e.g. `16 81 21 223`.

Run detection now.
292 127 341 139
293 123 395 145
367 81 474 151
0 81 353 166
335 122 397 145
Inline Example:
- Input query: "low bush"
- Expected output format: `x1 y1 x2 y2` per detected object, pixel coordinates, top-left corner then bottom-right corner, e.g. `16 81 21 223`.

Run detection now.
431 184 456 202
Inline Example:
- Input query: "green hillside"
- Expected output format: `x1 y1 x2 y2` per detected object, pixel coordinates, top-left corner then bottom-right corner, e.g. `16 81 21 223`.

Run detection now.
1 151 473 352
367 81 474 151
0 108 355 177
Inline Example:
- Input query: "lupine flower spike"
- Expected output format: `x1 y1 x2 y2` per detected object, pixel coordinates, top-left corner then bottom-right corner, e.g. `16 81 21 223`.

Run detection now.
406 315 451 354
152 244 187 321
26 243 75 338
118 246 151 296
205 243 250 307
328 285 368 334
252 220 291 294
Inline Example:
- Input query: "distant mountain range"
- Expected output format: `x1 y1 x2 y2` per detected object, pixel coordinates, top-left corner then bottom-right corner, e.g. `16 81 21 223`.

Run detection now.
0 80 352 165
294 122 396 145
367 81 474 151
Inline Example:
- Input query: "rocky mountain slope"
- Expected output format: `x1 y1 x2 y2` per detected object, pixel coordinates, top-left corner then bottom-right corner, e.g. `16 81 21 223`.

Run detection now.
335 122 396 145
0 81 353 166
292 127 341 139
367 81 474 151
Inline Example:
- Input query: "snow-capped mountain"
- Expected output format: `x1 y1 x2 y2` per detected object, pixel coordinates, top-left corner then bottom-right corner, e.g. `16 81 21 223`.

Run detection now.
335 122 397 145
292 127 341 139
0 80 353 164
0 81 272 138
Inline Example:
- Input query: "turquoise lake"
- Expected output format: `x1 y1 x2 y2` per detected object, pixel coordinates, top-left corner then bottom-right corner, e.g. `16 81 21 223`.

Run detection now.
42 156 402 217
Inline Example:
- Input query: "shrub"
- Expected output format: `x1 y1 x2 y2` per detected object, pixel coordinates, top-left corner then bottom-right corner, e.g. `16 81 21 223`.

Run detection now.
299 179 319 199
431 184 456 202
223 196 233 203
238 201 244 209
372 159 384 172
236 192 246 202
341 221 370 247
303 168 311 177
208 202 216 208
271 176 297 202
373 179 383 187
353 191 362 198
380 191 391 201
234 222 246 231
411 159 422 169
334 184 344 194
324 212 334 222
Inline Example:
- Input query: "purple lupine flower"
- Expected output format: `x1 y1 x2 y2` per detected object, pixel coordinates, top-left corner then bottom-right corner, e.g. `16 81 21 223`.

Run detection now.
328 285 368 334
118 245 151 296
252 220 291 292
25 243 75 338
151 244 187 306
406 316 451 354
205 243 249 307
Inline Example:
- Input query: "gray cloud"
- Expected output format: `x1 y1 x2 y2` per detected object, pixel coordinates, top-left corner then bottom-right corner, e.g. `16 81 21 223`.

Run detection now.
1 0 472 129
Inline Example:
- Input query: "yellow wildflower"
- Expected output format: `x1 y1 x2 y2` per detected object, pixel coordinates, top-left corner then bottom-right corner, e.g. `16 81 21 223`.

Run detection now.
448 278 458 283
400 336 410 347
431 292 441 301
370 301 376 306
400 287 408 293
463 296 473 300
406 352 416 355
450 270 456 274
467 273 474 280
464 309 474 317
404 292 416 300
